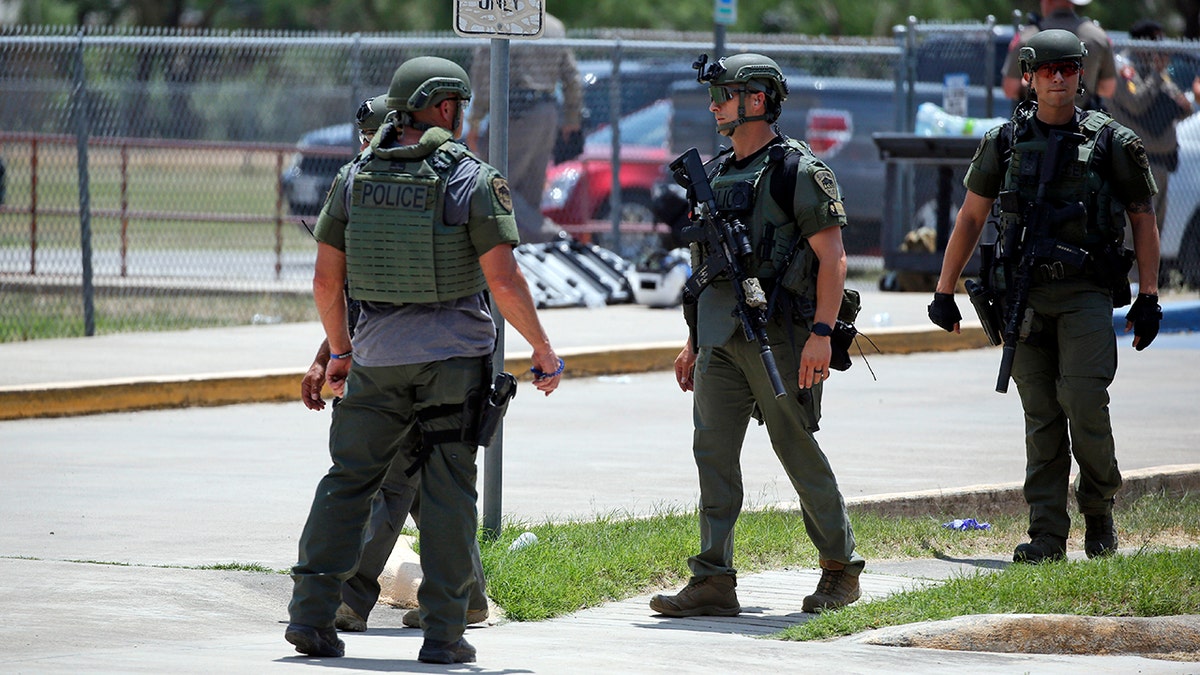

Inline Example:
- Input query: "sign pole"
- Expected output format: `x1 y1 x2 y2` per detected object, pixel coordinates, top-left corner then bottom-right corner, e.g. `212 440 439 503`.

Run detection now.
453 0 545 540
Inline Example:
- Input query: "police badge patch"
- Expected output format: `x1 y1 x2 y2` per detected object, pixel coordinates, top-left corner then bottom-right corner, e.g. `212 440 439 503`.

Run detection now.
1129 138 1150 169
491 176 514 213
813 169 839 200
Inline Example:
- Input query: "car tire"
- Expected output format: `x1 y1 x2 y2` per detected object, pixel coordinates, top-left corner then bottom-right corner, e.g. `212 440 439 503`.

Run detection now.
1179 216 1200 289
592 190 661 259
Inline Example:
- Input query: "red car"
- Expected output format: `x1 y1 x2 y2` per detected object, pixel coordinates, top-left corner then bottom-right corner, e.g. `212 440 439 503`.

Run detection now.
541 99 671 240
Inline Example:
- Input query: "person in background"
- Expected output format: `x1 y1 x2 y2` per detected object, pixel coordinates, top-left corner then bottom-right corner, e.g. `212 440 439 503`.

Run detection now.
466 11 581 242
1002 0 1116 111
1109 19 1198 234
299 93 490 637
286 56 563 664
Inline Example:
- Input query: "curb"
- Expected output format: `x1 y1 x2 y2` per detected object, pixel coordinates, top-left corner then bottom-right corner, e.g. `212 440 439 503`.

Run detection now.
839 463 1200 518
0 326 989 420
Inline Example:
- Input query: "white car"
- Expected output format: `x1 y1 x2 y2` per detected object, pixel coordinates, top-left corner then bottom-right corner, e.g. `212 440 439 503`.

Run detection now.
1161 111 1200 287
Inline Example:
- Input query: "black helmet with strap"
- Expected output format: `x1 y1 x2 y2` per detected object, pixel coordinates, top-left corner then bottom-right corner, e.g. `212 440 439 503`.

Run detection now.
1019 29 1087 74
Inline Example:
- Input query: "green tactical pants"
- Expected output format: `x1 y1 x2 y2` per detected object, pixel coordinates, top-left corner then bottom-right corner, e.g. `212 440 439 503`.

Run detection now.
340 453 488 622
1011 278 1122 540
289 356 486 643
689 323 864 578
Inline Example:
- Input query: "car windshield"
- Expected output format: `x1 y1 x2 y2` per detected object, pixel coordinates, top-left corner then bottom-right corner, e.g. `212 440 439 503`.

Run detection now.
585 99 669 149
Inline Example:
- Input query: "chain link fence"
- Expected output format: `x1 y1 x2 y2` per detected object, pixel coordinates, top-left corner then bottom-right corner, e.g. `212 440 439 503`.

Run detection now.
3 24 1193 342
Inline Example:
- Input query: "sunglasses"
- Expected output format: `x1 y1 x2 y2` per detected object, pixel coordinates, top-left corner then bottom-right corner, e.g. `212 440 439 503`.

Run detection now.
1034 61 1081 79
708 86 747 104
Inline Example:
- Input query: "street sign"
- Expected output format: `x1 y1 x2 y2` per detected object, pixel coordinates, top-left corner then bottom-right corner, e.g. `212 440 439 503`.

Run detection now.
455 0 545 39
714 0 737 26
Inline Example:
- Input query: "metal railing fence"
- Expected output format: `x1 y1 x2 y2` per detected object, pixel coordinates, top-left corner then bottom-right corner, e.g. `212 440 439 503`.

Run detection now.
3 24 1191 342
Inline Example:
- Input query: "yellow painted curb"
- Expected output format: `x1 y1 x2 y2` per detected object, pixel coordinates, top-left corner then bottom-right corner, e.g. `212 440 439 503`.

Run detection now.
0 369 303 421
0 328 992 420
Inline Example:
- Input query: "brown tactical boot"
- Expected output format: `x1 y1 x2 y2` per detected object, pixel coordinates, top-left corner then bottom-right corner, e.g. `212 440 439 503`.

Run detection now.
802 560 861 613
1084 513 1118 559
649 575 740 617
402 606 490 629
334 603 366 632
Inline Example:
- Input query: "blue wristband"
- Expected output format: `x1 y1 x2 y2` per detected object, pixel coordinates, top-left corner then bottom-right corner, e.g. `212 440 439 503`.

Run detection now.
531 358 564 380
330 349 353 360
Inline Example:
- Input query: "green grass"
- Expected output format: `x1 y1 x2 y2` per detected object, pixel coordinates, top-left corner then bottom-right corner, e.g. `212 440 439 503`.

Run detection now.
473 491 1200 626
0 288 318 341
785 548 1200 641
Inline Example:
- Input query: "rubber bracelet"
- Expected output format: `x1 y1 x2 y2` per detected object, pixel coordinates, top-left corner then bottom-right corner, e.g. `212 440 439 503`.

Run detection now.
329 349 353 360
530 357 565 380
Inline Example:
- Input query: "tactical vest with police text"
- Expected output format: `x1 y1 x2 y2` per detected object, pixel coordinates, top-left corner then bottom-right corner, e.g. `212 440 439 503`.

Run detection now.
345 130 487 304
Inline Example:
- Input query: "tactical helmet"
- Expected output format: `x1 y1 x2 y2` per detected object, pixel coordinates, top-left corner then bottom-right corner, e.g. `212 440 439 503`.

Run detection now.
386 56 472 113
1019 29 1087 73
705 53 789 104
354 94 390 135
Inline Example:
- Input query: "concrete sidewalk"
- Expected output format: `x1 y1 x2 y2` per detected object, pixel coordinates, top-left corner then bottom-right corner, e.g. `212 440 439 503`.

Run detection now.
12 284 1198 420
3 287 1199 672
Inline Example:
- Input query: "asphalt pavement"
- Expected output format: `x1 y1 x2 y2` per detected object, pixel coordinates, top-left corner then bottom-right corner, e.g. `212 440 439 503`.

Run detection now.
2 285 1199 673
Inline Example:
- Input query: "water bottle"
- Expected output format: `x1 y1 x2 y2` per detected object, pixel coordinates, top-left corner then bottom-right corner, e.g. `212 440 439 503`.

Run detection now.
508 531 538 552
914 102 1006 138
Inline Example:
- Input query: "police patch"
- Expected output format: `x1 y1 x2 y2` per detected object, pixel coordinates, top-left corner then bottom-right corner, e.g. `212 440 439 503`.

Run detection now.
1130 138 1150 170
971 138 986 163
813 169 839 200
491 176 514 213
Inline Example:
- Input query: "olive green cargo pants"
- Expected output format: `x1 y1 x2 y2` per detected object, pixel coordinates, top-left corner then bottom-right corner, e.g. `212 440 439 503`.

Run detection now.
1012 278 1122 540
688 324 864 578
289 356 485 643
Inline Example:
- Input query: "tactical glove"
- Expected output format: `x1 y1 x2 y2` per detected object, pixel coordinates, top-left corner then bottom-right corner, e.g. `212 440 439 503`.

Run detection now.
1125 292 1162 351
927 292 962 332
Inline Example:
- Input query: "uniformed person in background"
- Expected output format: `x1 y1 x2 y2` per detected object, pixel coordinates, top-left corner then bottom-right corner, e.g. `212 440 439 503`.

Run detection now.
1002 0 1116 111
466 11 581 242
650 53 865 619
1109 19 1198 234
298 93 490 637
929 30 1162 564
286 56 563 664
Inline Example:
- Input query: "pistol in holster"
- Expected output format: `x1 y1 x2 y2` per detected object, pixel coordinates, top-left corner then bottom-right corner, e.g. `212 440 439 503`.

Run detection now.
968 243 1004 347
475 371 518 447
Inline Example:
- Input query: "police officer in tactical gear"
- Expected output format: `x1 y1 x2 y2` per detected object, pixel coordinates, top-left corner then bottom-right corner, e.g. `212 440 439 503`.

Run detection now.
650 53 865 618
929 30 1162 564
286 56 563 664
298 93 491 637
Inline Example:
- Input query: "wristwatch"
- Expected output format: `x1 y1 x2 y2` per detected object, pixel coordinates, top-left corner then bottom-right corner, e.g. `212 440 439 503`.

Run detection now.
812 322 833 337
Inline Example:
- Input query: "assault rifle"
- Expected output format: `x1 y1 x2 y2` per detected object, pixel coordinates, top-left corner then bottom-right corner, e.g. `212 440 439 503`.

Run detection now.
995 130 1088 393
671 147 787 399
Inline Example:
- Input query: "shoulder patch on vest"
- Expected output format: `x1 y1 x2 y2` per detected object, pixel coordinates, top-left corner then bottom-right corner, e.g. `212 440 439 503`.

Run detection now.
491 176 514 213
1129 137 1150 169
812 169 838 201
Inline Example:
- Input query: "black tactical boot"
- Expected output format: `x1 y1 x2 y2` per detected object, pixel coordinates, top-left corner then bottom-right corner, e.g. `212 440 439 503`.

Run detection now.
418 637 477 664
649 575 740 617
802 560 861 613
1012 534 1067 564
1084 513 1118 558
284 623 345 657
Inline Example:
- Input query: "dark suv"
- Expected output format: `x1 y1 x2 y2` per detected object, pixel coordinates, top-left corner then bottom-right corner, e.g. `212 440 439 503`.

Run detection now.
280 123 357 216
